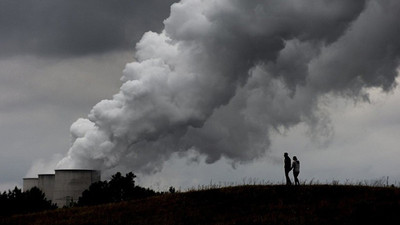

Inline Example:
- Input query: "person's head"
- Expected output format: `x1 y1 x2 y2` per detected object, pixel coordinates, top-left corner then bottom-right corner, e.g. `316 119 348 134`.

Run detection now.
284 152 288 157
293 156 297 161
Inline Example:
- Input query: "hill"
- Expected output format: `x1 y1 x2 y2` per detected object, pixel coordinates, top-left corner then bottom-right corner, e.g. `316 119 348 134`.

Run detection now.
1 185 400 225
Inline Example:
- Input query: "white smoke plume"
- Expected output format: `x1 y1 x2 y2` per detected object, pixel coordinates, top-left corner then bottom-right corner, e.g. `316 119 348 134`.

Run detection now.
57 0 400 173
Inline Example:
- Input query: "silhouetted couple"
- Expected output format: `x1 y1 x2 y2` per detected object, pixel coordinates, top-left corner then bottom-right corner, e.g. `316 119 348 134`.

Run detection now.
284 152 300 185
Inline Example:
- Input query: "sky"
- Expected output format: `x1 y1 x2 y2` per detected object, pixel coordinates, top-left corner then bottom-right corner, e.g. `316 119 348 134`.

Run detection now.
1 0 400 192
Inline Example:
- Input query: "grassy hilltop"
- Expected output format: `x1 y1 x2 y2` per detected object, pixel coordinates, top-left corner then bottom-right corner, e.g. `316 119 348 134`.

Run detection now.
1 185 400 225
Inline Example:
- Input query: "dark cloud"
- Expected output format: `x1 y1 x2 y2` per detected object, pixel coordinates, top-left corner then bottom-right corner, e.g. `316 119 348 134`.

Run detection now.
0 0 177 57
309 0 400 95
164 0 367 95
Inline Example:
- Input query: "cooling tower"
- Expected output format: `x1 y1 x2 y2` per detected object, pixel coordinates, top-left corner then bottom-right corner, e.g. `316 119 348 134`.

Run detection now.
23 178 38 192
38 174 55 202
53 169 100 207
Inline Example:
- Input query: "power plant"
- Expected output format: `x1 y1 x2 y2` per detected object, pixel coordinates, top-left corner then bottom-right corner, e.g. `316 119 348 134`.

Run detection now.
23 169 100 207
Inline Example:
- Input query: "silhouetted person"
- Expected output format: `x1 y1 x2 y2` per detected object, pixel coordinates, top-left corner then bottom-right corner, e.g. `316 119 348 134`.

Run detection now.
284 152 292 185
292 156 300 185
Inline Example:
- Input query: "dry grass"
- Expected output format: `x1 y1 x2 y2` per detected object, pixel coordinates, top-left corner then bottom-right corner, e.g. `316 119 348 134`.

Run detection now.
1 184 400 225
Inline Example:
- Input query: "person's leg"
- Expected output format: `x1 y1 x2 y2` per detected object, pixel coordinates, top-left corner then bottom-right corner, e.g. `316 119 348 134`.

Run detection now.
294 171 300 185
285 170 292 185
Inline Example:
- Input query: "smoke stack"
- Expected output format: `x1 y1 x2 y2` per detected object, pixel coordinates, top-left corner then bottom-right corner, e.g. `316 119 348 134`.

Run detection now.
53 169 100 207
23 178 38 192
38 174 55 202
23 169 100 207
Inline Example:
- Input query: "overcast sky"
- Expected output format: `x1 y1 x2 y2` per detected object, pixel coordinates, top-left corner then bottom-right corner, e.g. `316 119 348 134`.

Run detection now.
1 0 400 191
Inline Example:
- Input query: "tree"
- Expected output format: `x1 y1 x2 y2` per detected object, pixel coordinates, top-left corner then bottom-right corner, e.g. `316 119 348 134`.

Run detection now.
78 181 111 206
0 187 56 216
78 172 158 206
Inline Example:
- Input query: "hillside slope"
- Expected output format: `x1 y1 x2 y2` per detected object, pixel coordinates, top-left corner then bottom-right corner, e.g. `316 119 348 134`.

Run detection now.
1 185 400 225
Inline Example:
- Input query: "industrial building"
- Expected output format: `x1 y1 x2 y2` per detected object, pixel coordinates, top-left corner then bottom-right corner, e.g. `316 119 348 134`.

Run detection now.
23 169 100 207
23 177 39 191
38 174 55 202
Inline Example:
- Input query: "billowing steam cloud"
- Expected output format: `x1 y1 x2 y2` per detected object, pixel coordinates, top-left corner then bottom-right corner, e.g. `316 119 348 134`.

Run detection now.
57 0 400 173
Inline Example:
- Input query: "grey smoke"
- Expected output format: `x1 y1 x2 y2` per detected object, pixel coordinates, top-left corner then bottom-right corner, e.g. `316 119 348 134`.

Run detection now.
56 0 400 174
